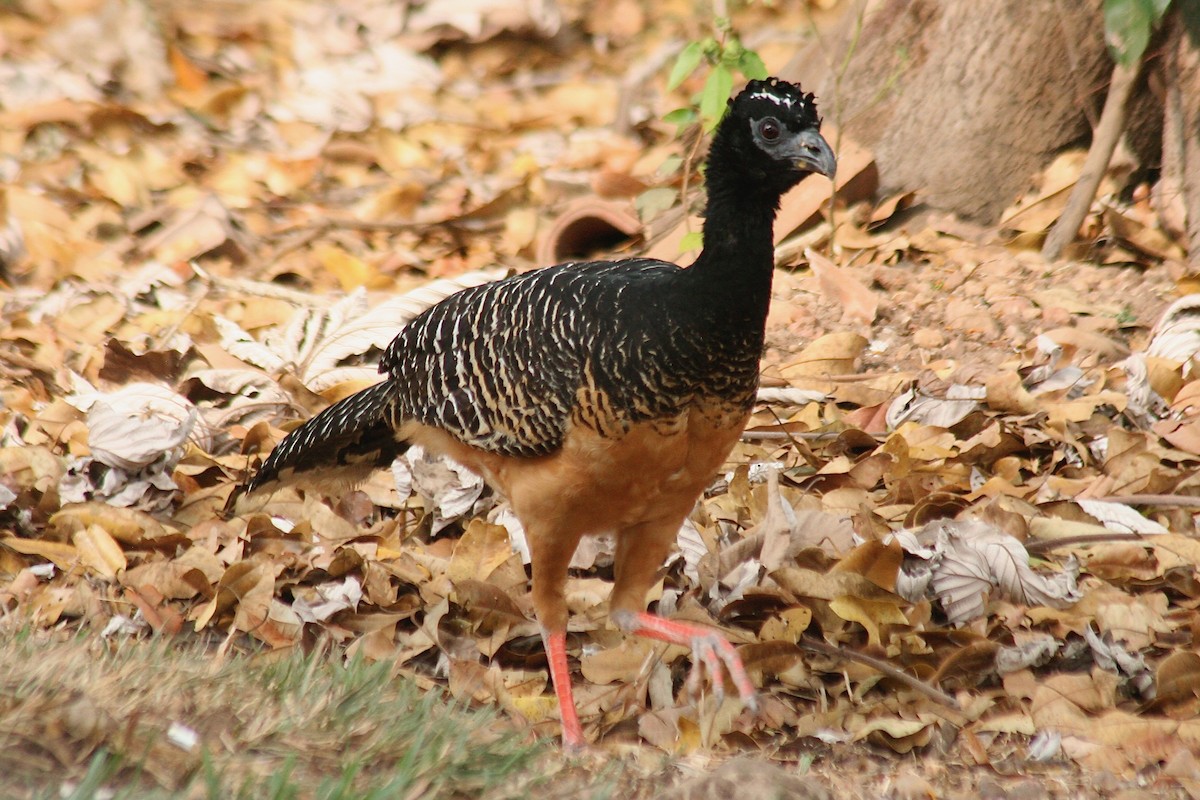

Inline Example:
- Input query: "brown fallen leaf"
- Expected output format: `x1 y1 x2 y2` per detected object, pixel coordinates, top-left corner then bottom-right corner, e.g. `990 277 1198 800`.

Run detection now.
806 247 878 326
124 585 185 635
1 537 79 571
779 332 868 379
72 524 126 581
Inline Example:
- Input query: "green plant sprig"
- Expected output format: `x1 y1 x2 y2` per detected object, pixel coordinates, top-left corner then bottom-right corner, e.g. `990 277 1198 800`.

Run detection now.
665 17 768 132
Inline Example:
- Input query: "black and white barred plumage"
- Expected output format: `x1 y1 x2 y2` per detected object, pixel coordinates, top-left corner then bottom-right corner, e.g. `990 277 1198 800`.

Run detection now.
245 78 835 496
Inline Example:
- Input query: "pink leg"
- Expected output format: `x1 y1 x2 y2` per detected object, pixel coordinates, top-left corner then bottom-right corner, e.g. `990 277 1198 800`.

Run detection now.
613 610 758 713
543 629 586 750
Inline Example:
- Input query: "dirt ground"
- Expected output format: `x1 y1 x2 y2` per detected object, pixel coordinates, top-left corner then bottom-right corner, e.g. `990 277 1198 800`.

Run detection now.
765 217 1179 382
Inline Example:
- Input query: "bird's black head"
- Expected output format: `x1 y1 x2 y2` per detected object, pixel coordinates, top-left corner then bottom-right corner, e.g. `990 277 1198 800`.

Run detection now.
711 77 836 195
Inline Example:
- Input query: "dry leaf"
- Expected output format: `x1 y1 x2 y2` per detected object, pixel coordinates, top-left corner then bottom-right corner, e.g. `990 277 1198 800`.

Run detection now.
893 519 1081 625
780 332 868 379
72 524 126 581
806 247 878 326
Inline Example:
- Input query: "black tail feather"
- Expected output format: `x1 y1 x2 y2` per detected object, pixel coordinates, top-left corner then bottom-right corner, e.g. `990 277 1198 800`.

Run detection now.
244 380 404 495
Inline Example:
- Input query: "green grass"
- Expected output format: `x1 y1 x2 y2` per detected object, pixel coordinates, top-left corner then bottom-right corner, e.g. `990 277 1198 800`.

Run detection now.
0 632 558 799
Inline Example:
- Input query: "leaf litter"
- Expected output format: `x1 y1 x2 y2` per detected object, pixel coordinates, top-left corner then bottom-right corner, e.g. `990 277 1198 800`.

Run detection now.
2 0 1200 797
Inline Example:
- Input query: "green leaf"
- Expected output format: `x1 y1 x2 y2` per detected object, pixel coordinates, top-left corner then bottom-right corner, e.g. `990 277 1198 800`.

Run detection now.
1103 0 1171 65
662 107 697 127
668 41 704 90
699 64 734 131
678 230 704 253
737 50 768 80
634 187 679 221
657 154 684 177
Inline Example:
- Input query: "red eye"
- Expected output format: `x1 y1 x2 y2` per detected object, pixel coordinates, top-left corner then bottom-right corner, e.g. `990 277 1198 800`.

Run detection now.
759 119 781 141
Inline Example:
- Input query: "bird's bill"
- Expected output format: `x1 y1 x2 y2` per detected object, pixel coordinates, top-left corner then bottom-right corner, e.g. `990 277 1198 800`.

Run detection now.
791 128 837 180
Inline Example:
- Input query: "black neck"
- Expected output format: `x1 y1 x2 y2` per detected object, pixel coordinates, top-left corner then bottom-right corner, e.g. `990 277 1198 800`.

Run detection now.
679 140 785 325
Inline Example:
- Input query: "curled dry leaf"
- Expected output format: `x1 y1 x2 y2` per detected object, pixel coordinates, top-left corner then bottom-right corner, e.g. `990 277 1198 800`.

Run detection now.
886 383 983 430
72 524 126 581
984 371 1039 415
48 503 179 545
756 386 828 406
292 576 363 623
1147 294 1200 368
217 271 506 391
403 0 563 45
892 519 1081 625
400 446 487 534
139 194 245 264
1154 651 1200 703
994 634 1059 674
1084 625 1154 699
76 382 204 470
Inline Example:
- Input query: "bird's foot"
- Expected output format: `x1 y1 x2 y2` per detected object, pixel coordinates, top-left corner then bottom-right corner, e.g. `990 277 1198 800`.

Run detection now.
683 630 759 714
614 610 758 714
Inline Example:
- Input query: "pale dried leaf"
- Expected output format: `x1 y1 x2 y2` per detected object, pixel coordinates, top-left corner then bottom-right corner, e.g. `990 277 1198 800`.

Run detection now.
899 519 1081 624
886 383 982 429
1076 499 1169 534
139 195 240 263
929 538 993 624
995 634 1059 674
1085 626 1155 699
405 446 486 533
101 615 148 638
292 576 363 623
82 383 203 470
405 0 562 43
757 467 798 572
1028 365 1089 396
1027 730 1063 762
186 369 294 430
214 316 287 373
224 271 506 390
275 37 442 131
185 369 291 401
677 517 708 583
1147 294 1200 368
780 332 868 378
1120 353 1165 421
488 503 530 564
568 533 614 571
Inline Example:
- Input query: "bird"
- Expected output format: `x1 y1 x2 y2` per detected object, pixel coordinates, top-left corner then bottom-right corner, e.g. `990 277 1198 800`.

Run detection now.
241 77 836 749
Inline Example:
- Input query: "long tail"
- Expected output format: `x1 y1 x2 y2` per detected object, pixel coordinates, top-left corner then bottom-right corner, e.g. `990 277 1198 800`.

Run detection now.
243 380 405 496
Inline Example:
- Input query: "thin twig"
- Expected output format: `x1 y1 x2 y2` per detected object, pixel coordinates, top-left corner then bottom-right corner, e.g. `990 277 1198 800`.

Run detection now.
267 224 328 264
1025 532 1151 554
191 263 327 306
740 430 844 442
1090 494 1200 508
799 635 961 709
266 218 430 239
